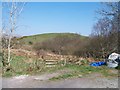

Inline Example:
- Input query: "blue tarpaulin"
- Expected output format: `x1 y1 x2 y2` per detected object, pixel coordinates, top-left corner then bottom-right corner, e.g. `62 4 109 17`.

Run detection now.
90 61 106 67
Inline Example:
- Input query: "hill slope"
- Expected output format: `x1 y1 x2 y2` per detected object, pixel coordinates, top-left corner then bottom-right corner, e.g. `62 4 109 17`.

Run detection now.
18 33 88 45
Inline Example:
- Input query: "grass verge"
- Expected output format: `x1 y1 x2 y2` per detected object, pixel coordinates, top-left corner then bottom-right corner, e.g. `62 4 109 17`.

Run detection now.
1 55 118 78
49 64 118 81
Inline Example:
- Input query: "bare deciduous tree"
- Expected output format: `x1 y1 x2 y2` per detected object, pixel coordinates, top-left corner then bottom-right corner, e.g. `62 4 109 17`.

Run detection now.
2 1 25 71
89 2 119 59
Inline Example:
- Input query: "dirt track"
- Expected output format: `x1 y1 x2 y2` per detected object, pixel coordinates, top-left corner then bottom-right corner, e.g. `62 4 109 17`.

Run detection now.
1 72 119 88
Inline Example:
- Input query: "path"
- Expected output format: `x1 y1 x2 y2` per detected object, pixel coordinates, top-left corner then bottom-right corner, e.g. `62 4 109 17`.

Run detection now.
1 72 119 88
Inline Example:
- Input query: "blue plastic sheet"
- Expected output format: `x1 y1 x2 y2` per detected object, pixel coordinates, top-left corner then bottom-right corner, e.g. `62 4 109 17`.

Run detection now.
90 61 106 67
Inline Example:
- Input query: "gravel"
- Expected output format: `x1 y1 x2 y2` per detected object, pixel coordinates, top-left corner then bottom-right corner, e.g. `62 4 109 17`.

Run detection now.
1 72 119 88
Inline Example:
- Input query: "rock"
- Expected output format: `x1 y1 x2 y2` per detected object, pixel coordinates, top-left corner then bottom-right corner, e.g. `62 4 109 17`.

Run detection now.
78 74 82 78
13 75 29 80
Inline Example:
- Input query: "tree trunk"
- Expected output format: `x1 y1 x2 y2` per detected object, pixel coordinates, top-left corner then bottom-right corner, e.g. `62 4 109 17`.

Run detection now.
7 36 11 67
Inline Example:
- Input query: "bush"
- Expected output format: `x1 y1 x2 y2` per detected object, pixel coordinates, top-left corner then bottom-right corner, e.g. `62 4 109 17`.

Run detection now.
33 35 87 56
28 41 33 45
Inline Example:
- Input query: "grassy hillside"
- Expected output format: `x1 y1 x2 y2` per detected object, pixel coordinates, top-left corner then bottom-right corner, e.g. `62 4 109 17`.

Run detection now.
18 33 88 45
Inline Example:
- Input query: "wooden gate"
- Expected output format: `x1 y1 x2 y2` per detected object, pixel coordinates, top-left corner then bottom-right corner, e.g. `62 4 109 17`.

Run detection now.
45 59 59 67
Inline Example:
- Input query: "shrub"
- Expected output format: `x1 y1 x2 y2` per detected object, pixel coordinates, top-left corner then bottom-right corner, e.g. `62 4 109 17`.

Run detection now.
28 41 33 45
33 35 88 56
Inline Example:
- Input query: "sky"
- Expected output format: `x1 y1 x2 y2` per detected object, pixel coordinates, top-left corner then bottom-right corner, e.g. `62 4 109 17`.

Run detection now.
3 2 102 36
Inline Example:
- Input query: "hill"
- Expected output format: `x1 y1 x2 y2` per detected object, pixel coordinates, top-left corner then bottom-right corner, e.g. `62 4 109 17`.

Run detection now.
18 33 88 45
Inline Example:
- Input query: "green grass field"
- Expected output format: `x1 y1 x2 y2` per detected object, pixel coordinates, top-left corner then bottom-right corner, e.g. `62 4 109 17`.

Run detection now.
18 33 88 45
